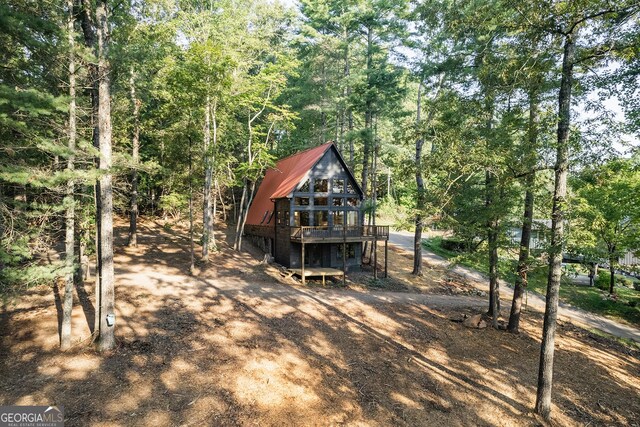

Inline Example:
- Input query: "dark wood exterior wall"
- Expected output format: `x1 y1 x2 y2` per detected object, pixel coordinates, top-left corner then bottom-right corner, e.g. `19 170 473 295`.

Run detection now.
274 199 291 266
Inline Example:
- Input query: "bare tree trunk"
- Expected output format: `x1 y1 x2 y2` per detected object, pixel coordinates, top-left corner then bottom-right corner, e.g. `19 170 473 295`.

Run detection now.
189 136 195 274
413 74 445 275
61 0 76 350
486 170 500 328
236 181 256 251
234 183 247 250
211 101 218 250
536 34 574 420
608 253 616 294
80 0 101 336
342 22 354 167
202 96 213 261
96 0 115 352
321 60 327 143
413 82 424 276
216 179 226 222
508 91 538 333
483 90 499 327
128 67 140 247
507 173 534 333
361 26 373 200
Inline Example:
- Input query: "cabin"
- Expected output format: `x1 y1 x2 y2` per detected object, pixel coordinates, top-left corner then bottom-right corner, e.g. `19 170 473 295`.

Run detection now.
244 142 389 283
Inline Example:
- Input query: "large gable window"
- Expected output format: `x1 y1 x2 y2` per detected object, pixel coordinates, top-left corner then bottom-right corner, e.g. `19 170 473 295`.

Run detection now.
314 178 328 193
294 211 310 226
346 182 356 194
332 179 344 193
295 197 310 206
346 211 359 226
314 210 329 227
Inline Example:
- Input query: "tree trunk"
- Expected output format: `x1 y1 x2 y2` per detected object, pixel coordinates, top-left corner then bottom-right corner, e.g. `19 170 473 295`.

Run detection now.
361 25 373 199
413 82 424 276
61 0 76 350
189 136 195 274
236 181 256 252
486 169 500 327
216 179 226 221
202 95 213 261
343 23 354 167
234 183 247 250
609 254 616 294
508 90 539 333
80 0 101 336
96 0 115 352
536 34 574 420
507 173 534 333
128 68 140 247
211 101 218 250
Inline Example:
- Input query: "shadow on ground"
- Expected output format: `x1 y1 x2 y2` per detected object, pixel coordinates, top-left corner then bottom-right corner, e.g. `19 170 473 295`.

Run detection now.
1 218 638 426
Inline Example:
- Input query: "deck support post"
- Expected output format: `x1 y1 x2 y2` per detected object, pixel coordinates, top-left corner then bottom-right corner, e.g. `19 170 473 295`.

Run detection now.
373 237 378 279
384 239 388 278
301 240 305 286
342 226 347 286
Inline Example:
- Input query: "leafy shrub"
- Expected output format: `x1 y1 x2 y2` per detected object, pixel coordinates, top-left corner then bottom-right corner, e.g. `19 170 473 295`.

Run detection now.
634 282 640 292
595 270 611 291
617 276 633 288
440 238 467 253
159 193 188 220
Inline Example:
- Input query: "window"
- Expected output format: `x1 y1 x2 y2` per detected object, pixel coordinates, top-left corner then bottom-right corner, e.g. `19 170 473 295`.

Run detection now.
346 211 358 226
332 197 344 206
295 197 310 206
315 197 328 206
346 182 356 194
294 211 310 226
299 180 310 192
333 211 344 226
314 210 329 226
337 243 356 260
332 179 344 193
347 198 359 207
314 178 328 193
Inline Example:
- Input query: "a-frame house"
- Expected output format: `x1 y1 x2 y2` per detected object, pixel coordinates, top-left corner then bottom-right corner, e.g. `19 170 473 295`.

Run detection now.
245 142 389 282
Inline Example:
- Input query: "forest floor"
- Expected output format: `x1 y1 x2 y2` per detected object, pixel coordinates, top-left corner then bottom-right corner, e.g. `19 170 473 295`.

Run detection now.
1 217 639 426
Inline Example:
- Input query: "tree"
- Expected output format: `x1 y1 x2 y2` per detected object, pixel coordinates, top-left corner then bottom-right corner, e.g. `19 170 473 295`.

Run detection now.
61 0 78 351
96 0 116 351
527 0 640 419
571 159 640 294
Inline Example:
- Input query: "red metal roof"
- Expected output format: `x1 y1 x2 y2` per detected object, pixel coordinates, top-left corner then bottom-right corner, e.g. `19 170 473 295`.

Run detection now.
245 142 333 226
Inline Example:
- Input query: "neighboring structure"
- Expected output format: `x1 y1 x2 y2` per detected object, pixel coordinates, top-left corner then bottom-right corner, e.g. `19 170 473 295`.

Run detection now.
508 219 552 251
508 219 639 268
244 142 389 282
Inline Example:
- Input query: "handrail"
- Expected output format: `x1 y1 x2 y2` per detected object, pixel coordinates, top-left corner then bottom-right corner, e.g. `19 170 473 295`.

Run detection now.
291 225 389 241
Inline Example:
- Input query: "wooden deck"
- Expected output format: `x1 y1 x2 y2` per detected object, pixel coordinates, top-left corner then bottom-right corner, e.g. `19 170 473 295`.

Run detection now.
290 225 389 242
288 267 344 286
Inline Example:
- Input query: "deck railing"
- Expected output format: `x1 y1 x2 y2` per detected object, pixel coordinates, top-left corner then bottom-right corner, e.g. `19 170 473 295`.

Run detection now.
290 225 389 241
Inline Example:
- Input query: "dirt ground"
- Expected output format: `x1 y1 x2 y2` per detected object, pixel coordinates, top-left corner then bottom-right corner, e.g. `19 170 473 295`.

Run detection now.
1 218 639 426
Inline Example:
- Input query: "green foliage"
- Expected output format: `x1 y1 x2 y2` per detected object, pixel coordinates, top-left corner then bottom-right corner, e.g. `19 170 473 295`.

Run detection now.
159 193 188 219
596 270 611 291
426 237 640 324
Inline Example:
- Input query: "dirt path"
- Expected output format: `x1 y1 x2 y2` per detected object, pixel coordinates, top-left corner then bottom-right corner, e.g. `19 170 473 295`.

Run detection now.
1 219 639 426
389 230 640 342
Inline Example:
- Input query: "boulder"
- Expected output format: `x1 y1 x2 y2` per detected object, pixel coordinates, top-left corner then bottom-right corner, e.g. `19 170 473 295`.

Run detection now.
463 314 487 329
